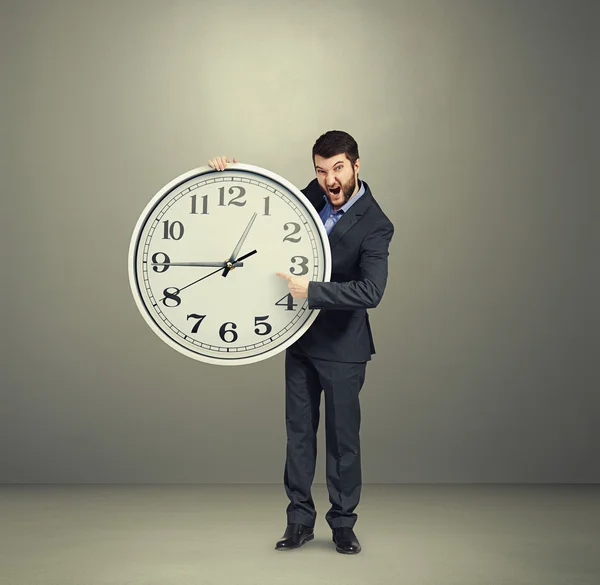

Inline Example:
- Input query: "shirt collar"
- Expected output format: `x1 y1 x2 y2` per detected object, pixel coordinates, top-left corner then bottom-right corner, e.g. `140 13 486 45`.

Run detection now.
322 179 365 214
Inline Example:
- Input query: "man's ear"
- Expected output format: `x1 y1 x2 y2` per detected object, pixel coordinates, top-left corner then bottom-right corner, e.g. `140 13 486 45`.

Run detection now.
354 158 360 174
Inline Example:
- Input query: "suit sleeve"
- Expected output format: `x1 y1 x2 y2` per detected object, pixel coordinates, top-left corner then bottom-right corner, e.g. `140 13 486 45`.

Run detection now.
307 219 394 310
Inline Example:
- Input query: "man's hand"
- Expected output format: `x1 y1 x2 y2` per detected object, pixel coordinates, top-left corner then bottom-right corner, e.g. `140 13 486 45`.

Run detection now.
208 156 238 171
277 272 310 299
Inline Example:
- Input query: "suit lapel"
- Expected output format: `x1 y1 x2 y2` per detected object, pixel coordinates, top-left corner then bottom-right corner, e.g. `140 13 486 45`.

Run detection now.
328 183 373 249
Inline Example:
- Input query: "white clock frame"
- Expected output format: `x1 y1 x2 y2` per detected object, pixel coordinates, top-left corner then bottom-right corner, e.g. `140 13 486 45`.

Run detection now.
128 163 332 366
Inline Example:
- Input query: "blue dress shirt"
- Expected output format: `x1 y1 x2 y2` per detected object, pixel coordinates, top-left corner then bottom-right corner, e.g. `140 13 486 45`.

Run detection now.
318 180 365 235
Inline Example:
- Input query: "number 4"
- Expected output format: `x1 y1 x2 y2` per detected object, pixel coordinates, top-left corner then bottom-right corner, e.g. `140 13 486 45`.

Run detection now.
275 293 297 311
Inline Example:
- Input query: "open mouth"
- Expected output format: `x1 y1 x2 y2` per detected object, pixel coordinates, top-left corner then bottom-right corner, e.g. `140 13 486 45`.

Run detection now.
329 186 341 196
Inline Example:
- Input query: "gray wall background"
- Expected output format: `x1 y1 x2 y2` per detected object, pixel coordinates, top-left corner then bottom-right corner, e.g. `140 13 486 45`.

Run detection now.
2 0 598 483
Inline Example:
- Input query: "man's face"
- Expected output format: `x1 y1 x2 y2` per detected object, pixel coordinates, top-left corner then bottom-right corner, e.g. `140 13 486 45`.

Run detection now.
314 153 360 210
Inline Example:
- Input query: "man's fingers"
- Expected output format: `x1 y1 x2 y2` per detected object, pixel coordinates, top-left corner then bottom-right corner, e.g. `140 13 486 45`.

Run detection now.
208 157 224 170
276 272 292 281
208 156 225 171
208 156 238 171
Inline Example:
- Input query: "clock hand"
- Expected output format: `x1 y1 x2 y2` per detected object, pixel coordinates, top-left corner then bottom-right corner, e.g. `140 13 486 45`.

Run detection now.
223 212 257 277
158 266 223 303
152 250 257 269
152 261 245 268
156 250 258 304
233 249 257 263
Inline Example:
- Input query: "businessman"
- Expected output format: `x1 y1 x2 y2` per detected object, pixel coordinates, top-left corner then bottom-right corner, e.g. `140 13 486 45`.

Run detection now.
208 130 394 554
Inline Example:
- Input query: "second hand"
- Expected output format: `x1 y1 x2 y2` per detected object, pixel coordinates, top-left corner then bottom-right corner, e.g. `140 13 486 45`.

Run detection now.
156 250 258 303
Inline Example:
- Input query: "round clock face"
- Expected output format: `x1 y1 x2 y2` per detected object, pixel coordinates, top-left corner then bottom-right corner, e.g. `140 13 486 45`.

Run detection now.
128 163 332 365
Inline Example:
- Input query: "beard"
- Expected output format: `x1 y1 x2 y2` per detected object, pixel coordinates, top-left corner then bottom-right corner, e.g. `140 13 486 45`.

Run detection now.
325 174 357 208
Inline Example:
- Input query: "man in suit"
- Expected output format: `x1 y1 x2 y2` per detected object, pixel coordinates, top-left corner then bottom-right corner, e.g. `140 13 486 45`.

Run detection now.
208 130 394 555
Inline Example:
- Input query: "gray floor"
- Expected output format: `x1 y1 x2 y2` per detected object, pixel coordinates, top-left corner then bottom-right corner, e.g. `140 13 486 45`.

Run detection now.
1 484 598 585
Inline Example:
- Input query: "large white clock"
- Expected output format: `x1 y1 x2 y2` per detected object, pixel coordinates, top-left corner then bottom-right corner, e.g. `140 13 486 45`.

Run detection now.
128 164 332 365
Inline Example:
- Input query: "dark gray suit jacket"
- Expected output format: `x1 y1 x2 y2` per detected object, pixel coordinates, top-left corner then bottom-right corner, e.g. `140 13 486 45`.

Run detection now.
293 178 394 363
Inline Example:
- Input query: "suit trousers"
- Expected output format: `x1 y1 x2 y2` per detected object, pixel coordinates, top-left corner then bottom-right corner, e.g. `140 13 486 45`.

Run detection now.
283 343 367 529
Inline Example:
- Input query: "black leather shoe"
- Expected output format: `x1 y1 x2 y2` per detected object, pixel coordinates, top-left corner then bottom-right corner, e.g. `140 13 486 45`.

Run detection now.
275 523 314 550
332 527 361 554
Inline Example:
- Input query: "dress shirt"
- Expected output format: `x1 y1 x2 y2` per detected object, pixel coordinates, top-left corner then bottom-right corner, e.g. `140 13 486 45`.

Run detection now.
318 180 365 235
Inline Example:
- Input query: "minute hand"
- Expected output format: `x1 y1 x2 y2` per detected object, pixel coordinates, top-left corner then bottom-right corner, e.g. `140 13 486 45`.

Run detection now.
153 261 245 268
153 249 257 269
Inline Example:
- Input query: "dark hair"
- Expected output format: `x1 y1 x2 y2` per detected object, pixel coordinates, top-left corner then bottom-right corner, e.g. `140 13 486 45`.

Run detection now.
312 130 359 168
